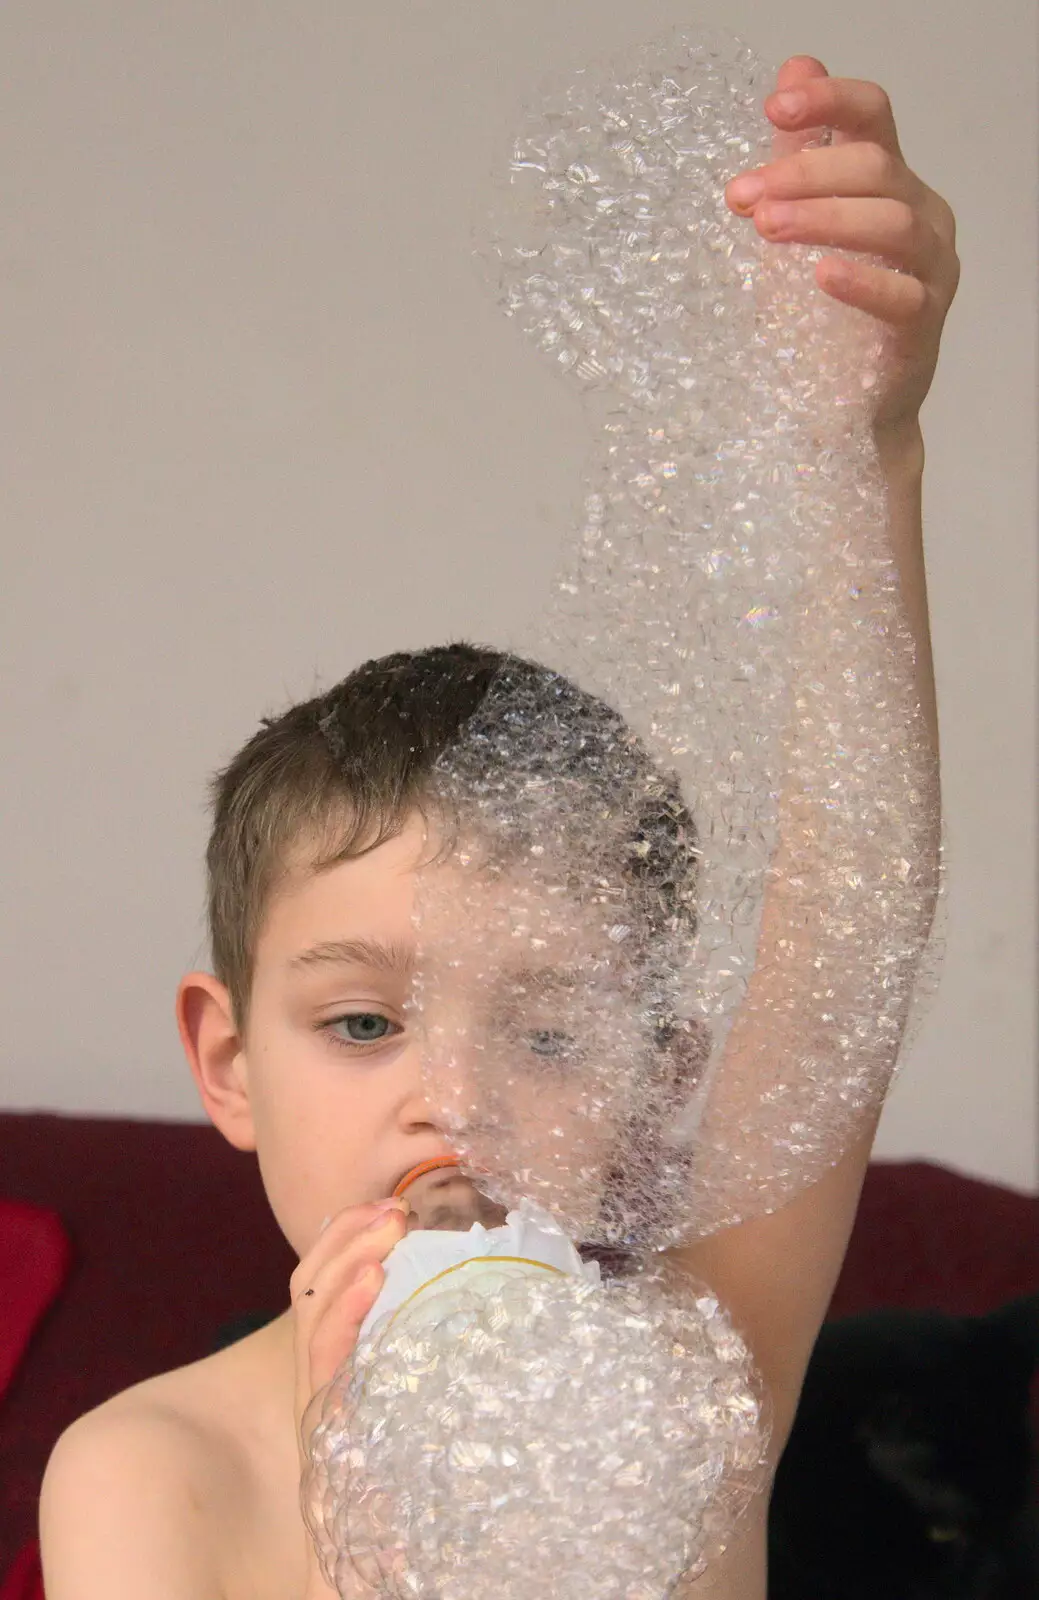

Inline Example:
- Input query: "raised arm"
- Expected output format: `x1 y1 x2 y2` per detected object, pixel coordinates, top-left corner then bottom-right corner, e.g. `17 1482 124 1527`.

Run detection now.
664 57 959 1593
671 427 935 1445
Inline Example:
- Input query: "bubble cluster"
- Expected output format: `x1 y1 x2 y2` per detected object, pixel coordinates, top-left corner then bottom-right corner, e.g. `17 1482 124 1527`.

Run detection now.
408 24 942 1246
302 25 944 1599
302 1224 768 1600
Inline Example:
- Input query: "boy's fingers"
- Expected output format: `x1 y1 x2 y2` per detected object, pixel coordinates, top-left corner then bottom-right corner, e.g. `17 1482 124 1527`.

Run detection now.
290 1197 408 1300
292 1208 407 1314
294 1261 386 1460
767 59 905 161
305 1261 386 1397
729 143 917 210
292 1207 410 1454
768 56 831 163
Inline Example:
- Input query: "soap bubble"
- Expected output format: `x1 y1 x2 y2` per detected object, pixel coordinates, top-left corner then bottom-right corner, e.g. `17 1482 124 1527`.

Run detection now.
303 1247 769 1600
302 24 944 1599
408 24 942 1247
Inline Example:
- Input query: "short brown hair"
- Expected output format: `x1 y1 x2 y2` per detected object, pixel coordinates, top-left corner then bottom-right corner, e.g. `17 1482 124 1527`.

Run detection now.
206 642 698 1029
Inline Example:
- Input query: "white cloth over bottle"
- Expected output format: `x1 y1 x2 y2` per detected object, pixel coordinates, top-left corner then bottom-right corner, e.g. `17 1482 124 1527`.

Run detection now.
358 1198 601 1343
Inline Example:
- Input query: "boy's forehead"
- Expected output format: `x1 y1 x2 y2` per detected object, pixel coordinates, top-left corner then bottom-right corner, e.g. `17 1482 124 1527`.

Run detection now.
420 864 630 971
265 815 629 975
262 818 426 963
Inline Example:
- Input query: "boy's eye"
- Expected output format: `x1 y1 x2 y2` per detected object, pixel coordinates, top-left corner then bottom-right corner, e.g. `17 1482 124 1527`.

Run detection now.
526 1029 577 1060
329 1013 400 1047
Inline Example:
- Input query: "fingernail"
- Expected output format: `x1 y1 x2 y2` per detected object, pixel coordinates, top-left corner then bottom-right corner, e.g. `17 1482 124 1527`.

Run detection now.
771 90 807 119
728 173 765 209
363 1207 403 1231
374 1195 410 1213
759 201 798 231
318 1214 332 1234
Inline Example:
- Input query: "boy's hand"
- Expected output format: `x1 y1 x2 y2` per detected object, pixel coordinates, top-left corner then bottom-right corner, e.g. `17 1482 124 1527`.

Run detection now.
290 1197 410 1476
724 56 961 447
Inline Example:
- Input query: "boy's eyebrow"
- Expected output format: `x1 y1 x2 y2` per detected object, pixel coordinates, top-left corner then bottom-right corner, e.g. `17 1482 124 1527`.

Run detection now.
508 965 584 992
289 937 414 975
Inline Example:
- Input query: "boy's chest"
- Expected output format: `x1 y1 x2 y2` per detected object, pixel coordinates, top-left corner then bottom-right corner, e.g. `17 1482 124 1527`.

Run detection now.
214 1467 767 1600
217 1455 312 1600
173 1328 315 1600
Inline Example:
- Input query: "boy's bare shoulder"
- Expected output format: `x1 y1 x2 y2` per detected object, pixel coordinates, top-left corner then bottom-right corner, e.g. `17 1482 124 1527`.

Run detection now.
41 1314 306 1600
49 1311 279 1463
79 1310 288 1444
40 1376 228 1599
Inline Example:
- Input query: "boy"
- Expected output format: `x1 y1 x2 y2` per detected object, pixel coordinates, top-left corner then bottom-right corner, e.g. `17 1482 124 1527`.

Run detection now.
38 56 959 1600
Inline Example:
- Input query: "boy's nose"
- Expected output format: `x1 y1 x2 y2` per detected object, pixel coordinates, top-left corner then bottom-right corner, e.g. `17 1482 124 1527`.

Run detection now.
413 1060 476 1140
406 1022 493 1140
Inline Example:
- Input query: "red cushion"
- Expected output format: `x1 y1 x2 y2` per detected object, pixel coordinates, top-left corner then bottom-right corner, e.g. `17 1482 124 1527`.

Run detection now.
0 1112 295 1582
0 1199 70 1600
827 1160 1039 1319
0 1543 42 1600
0 1203 71 1401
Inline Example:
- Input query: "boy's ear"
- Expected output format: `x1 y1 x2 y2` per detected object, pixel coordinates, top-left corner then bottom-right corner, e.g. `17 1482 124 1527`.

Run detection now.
176 972 257 1152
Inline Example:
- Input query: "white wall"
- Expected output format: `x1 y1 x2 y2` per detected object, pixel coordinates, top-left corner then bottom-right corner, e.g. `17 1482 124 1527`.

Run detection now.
2 1 1036 1191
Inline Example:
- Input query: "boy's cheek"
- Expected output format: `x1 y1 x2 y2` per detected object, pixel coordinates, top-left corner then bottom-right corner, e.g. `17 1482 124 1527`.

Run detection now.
241 1058 357 1232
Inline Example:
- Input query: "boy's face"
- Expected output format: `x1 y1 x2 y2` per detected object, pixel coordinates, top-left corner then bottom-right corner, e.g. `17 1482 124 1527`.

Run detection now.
223 811 657 1257
238 812 441 1256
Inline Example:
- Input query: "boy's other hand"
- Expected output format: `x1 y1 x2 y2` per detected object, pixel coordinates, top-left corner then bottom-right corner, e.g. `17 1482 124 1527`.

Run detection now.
724 55 960 449
290 1197 410 1477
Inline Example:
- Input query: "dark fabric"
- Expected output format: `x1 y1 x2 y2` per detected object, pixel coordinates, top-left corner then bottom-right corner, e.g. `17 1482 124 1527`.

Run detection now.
770 1296 1039 1597
211 1310 279 1351
1 1109 1037 1588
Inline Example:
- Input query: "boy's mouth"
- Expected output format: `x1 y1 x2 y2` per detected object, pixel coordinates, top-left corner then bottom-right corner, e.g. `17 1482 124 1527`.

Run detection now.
390 1157 509 1232
385 1161 630 1272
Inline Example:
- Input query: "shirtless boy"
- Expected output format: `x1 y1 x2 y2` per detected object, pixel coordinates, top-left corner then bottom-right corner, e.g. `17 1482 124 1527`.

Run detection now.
38 57 959 1600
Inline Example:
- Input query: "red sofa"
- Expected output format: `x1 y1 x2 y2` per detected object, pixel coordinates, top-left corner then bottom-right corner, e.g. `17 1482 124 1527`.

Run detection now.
2 1111 1038 1591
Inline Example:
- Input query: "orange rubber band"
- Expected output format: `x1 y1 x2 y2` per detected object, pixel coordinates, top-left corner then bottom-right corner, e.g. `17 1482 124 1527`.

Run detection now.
392 1157 461 1198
